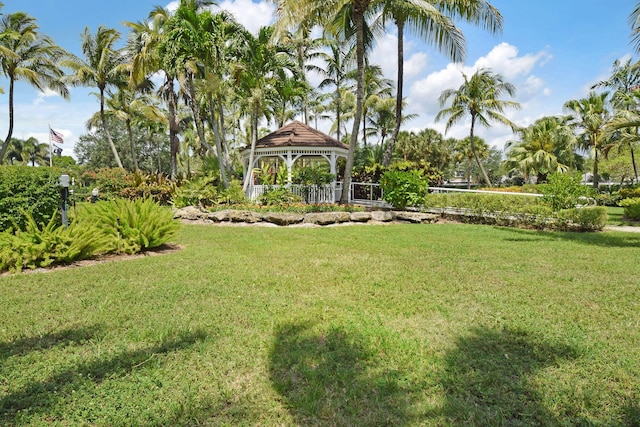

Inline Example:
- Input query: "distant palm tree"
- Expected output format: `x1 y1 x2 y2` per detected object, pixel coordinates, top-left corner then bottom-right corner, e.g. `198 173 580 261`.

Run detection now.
0 12 69 163
62 26 126 169
504 116 577 183
381 0 503 167
564 92 610 189
436 68 519 187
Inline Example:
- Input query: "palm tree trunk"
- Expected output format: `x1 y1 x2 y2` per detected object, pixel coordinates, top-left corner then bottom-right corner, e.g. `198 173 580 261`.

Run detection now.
383 19 404 167
336 85 342 142
631 147 639 184
126 119 139 171
217 93 232 179
0 77 16 164
243 104 259 191
340 4 367 204
593 145 599 189
208 93 229 188
100 88 124 169
187 72 215 156
470 115 492 187
167 77 181 180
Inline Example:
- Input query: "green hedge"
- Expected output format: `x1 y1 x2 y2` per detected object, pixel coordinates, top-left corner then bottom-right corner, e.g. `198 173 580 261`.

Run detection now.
619 198 640 221
0 166 61 232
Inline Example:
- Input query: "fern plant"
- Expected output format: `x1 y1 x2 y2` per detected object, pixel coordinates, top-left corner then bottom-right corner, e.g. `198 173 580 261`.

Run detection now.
0 213 112 273
82 198 180 254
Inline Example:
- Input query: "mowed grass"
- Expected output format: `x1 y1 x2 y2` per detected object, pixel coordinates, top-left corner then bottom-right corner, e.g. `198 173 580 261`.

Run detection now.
1 223 639 426
608 206 640 226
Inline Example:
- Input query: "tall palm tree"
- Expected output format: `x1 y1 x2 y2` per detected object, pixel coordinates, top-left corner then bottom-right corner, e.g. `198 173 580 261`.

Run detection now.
231 25 297 190
62 26 126 169
308 37 353 141
0 12 69 163
504 115 577 183
593 58 640 182
436 68 519 187
275 0 382 203
564 92 610 189
381 0 503 167
126 7 183 180
630 2 640 53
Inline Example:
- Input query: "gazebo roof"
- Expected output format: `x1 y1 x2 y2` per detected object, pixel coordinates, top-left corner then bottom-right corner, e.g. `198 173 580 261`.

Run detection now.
249 121 348 150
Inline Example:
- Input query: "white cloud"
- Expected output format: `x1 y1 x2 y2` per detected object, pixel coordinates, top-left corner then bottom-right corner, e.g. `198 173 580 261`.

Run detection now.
218 0 275 35
33 88 62 106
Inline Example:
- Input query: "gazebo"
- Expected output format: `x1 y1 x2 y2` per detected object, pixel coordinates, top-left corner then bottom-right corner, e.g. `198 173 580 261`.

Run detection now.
240 121 348 202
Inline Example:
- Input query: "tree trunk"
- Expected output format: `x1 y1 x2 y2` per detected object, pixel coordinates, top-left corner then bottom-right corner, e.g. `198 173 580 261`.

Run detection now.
336 85 342 142
217 92 232 179
208 93 228 188
382 19 404 167
100 87 124 169
340 5 367 204
126 118 139 171
0 77 16 164
470 115 492 187
187 72 215 156
243 105 259 191
592 143 599 189
167 77 181 180
631 146 638 184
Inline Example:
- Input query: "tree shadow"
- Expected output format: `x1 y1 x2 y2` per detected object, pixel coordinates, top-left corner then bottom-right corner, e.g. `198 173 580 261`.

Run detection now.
269 321 414 426
440 326 579 425
0 324 104 362
498 226 640 249
0 329 207 423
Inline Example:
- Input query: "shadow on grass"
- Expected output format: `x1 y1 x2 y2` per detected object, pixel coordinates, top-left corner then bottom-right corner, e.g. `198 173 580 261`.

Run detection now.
441 326 579 425
498 226 640 248
0 324 104 362
0 329 207 423
269 321 414 426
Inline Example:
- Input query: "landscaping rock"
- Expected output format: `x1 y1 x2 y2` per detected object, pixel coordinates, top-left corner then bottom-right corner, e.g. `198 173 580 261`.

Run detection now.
263 212 305 226
370 210 394 222
206 210 231 222
350 212 372 222
174 206 204 220
303 211 351 225
228 210 263 223
395 211 439 223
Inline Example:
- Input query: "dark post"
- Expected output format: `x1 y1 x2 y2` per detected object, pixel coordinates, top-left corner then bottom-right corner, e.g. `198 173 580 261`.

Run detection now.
59 174 70 229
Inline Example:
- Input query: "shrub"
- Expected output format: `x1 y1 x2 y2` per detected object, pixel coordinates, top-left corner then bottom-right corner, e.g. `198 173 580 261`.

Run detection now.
0 166 61 232
81 198 180 254
217 180 248 205
172 176 218 208
617 187 640 200
259 187 303 206
380 170 428 210
542 172 595 211
619 197 640 220
556 207 608 231
0 212 112 273
79 168 134 200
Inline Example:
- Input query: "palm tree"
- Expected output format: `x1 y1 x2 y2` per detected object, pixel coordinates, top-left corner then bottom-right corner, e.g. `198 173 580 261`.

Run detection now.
62 26 126 169
593 58 640 182
231 25 297 190
381 0 503 167
308 37 352 141
275 0 382 203
0 12 69 163
564 92 610 189
126 7 182 180
504 115 577 183
436 68 519 187
630 2 640 53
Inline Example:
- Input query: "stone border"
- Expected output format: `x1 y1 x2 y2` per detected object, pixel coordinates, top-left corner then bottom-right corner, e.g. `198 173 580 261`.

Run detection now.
174 207 439 227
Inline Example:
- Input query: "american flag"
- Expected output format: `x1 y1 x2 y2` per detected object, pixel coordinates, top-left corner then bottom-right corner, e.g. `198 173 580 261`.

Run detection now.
50 128 64 144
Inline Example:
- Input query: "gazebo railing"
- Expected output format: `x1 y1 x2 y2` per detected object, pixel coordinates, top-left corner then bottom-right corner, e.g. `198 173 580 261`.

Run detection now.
251 184 336 204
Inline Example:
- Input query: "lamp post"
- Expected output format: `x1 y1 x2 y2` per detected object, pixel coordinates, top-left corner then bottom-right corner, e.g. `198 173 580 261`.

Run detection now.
59 174 70 229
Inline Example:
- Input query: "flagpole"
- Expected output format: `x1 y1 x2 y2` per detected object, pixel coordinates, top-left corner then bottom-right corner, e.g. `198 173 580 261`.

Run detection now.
49 125 53 167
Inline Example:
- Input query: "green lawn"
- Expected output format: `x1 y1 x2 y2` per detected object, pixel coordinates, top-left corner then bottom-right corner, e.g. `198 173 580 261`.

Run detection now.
1 223 639 426
608 206 640 227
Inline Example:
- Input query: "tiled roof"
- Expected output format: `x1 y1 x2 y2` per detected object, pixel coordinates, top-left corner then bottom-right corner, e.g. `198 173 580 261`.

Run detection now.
251 121 348 150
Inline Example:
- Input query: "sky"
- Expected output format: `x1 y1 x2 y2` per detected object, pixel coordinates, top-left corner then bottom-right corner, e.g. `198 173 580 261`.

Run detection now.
0 0 636 160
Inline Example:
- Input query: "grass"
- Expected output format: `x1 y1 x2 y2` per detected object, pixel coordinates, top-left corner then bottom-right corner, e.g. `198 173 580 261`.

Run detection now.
607 206 640 227
1 223 640 425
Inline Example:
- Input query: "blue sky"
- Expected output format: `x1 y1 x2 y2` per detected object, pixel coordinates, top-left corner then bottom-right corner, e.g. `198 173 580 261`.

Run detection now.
0 0 636 159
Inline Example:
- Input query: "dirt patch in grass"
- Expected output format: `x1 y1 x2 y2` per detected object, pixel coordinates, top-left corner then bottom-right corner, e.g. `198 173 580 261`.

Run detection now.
2 244 184 276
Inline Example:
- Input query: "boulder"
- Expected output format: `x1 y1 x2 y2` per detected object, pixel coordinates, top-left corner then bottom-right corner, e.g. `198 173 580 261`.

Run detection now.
263 212 305 226
206 210 231 222
303 211 351 225
228 210 263 223
174 206 204 221
349 212 372 222
370 210 394 222
395 211 439 223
